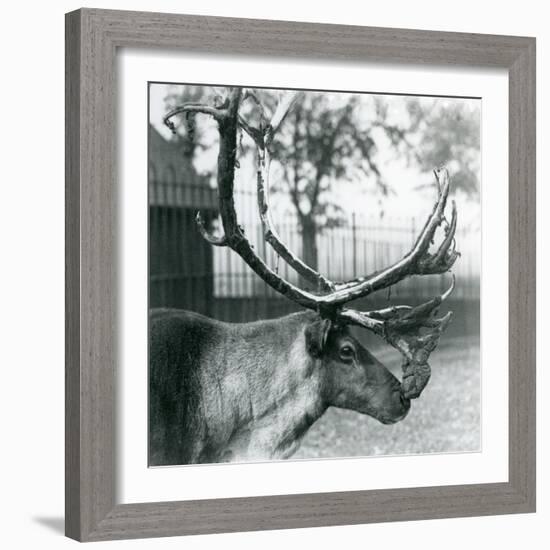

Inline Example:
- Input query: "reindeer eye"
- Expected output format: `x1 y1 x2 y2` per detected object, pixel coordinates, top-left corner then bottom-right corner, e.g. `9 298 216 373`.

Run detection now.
339 345 355 361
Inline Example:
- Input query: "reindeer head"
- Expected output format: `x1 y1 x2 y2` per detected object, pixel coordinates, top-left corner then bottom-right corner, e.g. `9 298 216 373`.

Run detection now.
304 317 410 424
165 88 459 404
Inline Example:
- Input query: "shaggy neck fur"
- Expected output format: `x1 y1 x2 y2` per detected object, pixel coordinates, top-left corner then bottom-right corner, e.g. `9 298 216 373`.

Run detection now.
201 312 328 462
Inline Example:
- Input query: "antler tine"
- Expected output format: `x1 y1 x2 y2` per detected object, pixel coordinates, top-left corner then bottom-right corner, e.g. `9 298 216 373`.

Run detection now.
195 211 227 247
340 275 456 399
164 95 231 249
430 200 459 268
265 92 303 146
163 102 228 133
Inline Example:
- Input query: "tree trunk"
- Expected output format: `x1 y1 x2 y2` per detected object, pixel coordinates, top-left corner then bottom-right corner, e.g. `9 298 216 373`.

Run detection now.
300 216 318 289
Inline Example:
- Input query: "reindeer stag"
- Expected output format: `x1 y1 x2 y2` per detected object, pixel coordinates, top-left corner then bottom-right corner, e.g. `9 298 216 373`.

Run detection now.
149 88 459 465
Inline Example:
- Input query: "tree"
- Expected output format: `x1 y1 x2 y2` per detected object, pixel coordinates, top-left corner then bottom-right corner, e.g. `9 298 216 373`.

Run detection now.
265 92 400 274
404 99 481 197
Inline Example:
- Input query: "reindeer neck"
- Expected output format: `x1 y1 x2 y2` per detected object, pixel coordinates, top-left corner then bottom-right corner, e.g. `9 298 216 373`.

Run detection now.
223 314 327 461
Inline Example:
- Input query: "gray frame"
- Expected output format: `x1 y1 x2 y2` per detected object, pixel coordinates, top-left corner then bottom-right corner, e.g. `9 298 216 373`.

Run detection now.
65 8 536 542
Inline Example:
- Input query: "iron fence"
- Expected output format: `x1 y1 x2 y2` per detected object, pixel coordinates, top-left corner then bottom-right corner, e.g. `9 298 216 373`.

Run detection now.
149 179 480 333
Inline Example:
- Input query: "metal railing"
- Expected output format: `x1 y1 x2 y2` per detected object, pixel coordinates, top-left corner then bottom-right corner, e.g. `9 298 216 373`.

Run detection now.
149 178 480 328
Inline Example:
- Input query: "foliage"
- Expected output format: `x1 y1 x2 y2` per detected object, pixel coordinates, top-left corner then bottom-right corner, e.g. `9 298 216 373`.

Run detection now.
406 99 481 198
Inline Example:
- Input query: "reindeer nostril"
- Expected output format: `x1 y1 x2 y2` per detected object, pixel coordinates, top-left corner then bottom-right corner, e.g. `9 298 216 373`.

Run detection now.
398 391 411 410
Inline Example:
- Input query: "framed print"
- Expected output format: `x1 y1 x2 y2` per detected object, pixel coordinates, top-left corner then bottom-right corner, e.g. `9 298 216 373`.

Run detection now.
65 8 536 542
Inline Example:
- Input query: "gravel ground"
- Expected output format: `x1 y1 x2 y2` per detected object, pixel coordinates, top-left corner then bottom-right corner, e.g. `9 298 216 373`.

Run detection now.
294 336 481 460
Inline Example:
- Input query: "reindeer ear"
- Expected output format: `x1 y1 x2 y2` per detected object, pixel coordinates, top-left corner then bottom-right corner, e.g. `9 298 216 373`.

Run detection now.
305 318 332 358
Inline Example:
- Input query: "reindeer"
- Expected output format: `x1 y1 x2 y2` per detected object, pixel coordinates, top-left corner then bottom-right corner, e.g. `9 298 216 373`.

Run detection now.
149 89 459 466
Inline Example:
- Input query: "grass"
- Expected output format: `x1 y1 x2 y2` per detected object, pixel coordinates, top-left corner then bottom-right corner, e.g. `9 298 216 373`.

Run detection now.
294 336 481 460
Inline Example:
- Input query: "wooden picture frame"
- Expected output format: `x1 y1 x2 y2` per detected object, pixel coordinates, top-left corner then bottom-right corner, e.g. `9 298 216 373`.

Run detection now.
65 8 536 542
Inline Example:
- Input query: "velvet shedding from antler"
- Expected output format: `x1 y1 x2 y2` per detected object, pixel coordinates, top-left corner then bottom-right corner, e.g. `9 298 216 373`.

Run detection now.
164 87 460 399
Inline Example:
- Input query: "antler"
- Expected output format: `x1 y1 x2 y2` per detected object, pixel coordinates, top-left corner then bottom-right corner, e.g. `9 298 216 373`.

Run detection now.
164 88 459 399
340 276 455 398
256 147 335 292
322 168 458 303
165 89 330 308
251 93 335 292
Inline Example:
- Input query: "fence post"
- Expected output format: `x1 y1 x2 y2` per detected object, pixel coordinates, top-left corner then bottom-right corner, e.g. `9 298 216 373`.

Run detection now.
411 216 416 296
352 212 357 278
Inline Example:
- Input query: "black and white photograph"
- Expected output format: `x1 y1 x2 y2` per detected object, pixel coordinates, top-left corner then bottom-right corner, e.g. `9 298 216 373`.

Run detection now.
148 83 481 467
1 0 542 546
